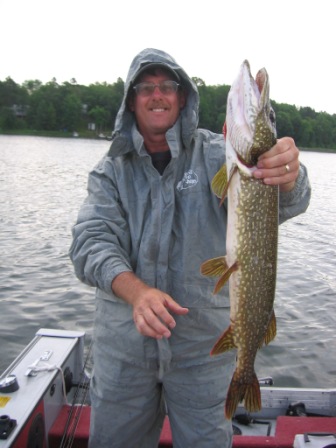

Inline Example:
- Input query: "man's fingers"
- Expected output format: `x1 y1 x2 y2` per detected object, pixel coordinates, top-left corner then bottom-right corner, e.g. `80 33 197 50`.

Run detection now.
135 310 172 339
133 289 189 339
164 299 189 316
253 137 300 191
134 314 168 339
134 301 175 339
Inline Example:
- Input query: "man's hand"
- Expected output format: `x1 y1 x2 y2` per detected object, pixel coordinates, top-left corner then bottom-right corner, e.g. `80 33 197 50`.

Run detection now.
253 137 300 192
112 272 189 339
132 287 189 339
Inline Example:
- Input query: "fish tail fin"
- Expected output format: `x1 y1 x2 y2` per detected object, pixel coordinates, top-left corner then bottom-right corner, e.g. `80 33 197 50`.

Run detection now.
211 325 236 356
244 373 262 414
225 371 261 420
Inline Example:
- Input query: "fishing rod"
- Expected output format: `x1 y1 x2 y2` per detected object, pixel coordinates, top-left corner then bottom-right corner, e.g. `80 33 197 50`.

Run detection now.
59 337 93 448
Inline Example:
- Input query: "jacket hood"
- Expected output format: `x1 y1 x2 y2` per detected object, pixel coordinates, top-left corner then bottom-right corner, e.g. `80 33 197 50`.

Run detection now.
111 48 199 152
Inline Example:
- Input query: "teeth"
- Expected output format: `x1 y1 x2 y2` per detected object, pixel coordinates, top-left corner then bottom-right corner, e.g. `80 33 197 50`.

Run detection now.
152 108 165 112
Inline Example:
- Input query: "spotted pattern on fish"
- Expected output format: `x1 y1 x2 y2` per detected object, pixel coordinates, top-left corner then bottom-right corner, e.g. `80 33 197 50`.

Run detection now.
201 60 278 419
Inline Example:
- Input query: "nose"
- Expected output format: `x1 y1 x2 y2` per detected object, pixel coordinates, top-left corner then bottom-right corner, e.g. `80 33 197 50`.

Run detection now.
152 85 162 97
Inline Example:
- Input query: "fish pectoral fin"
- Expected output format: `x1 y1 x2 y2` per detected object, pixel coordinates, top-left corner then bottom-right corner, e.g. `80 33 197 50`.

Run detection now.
200 256 228 277
211 325 236 356
211 164 228 199
211 163 238 206
213 260 238 294
263 310 277 346
225 371 261 420
219 164 238 206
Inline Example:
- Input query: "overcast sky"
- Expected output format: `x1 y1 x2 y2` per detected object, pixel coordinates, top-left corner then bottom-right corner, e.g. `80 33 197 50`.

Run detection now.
1 0 335 114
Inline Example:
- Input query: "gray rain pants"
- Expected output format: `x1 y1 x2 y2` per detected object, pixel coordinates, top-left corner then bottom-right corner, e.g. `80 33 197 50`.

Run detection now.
89 297 235 448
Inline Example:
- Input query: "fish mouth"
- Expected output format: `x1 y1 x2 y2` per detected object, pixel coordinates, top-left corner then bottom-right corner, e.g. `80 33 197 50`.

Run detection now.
225 61 276 165
255 67 267 95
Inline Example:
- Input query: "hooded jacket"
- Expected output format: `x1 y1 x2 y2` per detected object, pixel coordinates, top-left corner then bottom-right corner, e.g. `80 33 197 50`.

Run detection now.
69 48 311 309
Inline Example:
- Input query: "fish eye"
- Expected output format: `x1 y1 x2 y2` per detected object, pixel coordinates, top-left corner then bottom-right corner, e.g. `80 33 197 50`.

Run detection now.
269 108 276 124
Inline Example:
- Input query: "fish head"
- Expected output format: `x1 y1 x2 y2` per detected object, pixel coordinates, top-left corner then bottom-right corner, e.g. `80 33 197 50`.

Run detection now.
225 60 277 167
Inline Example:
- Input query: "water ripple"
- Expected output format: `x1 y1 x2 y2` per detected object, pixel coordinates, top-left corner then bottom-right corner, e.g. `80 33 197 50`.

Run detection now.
0 137 335 388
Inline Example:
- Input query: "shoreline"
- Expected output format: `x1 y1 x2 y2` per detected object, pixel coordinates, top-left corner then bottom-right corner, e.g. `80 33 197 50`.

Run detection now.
0 129 111 141
0 131 335 153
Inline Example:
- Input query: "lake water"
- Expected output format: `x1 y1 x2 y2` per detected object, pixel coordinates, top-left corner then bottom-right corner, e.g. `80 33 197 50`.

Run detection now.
0 135 335 388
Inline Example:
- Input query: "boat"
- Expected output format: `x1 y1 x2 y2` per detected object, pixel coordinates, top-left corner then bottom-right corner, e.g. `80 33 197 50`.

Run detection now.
0 329 335 448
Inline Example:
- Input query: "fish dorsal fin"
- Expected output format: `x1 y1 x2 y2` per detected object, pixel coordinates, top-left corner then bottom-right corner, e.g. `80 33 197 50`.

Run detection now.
263 310 277 346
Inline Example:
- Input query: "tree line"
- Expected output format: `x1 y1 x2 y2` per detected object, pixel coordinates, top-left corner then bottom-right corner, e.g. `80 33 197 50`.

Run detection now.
0 76 335 150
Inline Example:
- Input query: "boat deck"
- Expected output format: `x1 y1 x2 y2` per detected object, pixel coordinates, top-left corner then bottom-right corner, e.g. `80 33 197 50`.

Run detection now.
1 330 335 448
48 405 336 448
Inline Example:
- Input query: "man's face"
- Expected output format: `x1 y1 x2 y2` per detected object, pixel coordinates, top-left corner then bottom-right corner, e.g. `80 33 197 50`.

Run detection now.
129 70 186 140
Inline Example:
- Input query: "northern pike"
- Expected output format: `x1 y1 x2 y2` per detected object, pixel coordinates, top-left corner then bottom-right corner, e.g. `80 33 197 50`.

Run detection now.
201 60 278 419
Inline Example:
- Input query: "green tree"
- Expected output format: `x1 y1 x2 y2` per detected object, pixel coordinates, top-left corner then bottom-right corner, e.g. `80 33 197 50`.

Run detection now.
61 93 82 131
23 79 42 95
83 79 124 129
276 111 294 138
0 74 335 151
27 80 62 129
299 118 315 147
0 78 29 129
0 77 28 107
314 113 334 148
299 106 317 120
0 107 17 129
35 99 57 130
89 106 110 132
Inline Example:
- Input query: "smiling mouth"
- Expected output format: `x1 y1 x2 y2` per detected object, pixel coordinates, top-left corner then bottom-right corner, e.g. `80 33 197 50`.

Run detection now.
151 108 167 112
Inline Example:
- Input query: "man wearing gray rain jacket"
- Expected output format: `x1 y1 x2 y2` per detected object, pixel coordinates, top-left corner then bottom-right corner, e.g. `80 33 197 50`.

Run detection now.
70 48 311 447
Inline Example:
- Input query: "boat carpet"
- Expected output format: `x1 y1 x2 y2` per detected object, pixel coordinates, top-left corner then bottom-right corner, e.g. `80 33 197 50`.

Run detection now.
49 406 336 448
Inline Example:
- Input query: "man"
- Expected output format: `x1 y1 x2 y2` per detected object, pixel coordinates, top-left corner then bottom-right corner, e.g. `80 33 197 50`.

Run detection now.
70 48 311 447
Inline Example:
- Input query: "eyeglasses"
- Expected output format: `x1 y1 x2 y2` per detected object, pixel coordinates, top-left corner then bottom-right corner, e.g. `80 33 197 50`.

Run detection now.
133 80 180 97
